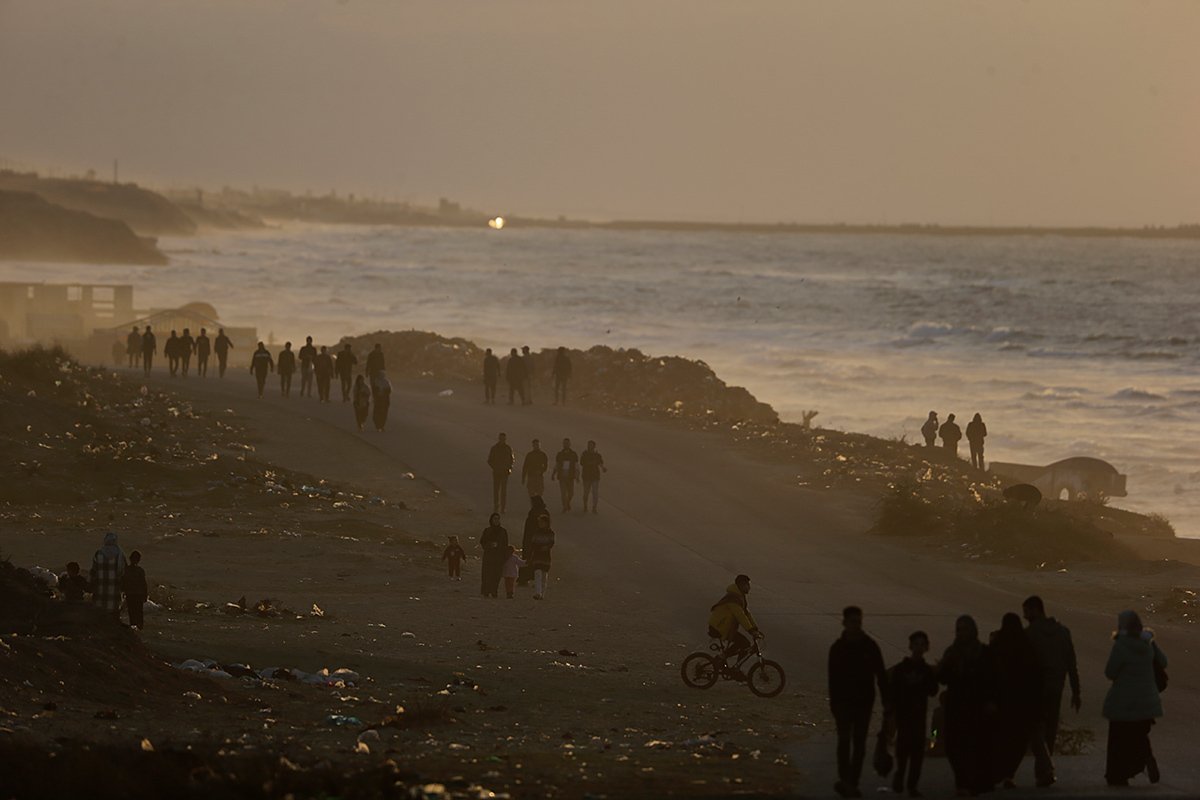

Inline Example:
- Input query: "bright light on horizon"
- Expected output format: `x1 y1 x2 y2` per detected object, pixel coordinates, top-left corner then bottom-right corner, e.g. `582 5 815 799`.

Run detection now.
488 217 505 230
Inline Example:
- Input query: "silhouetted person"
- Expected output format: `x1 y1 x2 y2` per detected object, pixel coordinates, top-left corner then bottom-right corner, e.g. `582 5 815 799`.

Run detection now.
336 343 358 402
526 514 555 600
966 413 987 469
505 347 526 405
441 535 466 581
478 512 508 598
706 574 760 664
141 326 156 374
314 345 335 402
1024 595 1081 787
298 336 317 397
179 327 195 376
521 344 534 405
1102 610 1166 787
488 432 514 513
214 328 233 377
939 413 962 458
123 550 148 630
250 342 274 399
989 612 1041 788
126 327 141 368
196 328 211 376
371 371 391 431
828 605 887 799
552 346 572 405
277 342 296 397
352 375 371 431
166 330 180 377
921 411 938 448
89 531 126 622
552 438 579 512
580 439 607 513
938 615 996 797
890 631 938 798
58 561 90 603
482 347 500 404
519 495 548 586
522 438 548 498
365 343 385 382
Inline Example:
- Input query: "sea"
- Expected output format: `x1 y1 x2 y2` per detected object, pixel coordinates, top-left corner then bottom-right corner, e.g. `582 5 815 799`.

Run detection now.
8 225 1200 538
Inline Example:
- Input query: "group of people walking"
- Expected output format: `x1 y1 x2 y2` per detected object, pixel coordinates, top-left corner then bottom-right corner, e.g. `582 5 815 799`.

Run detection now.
482 346 573 406
442 495 559 601
818 597 1165 797
486 433 607 515
57 532 149 630
125 325 234 378
922 411 988 470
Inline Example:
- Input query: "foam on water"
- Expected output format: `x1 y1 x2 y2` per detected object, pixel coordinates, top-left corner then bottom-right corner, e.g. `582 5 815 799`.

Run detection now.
6 224 1200 536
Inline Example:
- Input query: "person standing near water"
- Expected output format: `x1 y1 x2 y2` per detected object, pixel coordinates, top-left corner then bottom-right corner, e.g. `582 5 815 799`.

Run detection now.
141 326 156 374
214 328 233 377
939 413 962 458
482 348 500 404
250 342 275 399
522 438 548 498
552 438 579 512
298 336 317 397
277 342 296 397
195 328 211 376
921 411 939 448
335 343 358 402
966 413 988 470
488 433 514 513
478 513 508 598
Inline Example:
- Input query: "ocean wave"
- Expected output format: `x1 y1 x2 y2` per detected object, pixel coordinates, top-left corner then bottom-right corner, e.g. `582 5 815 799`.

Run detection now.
906 320 961 338
1022 387 1088 401
1110 388 1167 402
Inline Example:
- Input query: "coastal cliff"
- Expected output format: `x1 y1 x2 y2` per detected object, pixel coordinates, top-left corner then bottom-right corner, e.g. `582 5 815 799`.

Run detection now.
0 191 167 265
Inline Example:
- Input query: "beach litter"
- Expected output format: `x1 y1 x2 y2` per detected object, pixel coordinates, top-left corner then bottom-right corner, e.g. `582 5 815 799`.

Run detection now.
326 714 363 727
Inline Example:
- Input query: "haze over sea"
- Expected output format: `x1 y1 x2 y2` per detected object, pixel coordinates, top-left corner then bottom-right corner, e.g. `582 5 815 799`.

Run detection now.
10 225 1200 538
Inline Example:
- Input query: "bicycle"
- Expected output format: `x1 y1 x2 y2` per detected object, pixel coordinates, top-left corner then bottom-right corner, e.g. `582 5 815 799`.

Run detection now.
680 636 786 698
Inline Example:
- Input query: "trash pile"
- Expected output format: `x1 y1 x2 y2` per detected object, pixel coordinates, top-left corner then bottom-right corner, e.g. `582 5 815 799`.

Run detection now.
175 659 361 687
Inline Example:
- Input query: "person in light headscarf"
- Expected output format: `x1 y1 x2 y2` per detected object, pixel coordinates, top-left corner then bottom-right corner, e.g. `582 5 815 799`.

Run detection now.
1102 610 1167 787
90 532 127 621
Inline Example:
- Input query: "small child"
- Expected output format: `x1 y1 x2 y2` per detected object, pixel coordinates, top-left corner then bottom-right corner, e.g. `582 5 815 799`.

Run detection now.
123 551 149 629
58 561 90 603
501 545 526 599
889 630 938 798
441 536 467 581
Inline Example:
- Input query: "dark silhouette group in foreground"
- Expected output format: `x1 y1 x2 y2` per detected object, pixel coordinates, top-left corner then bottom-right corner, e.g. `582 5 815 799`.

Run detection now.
127 325 233 378
816 598 1165 798
487 433 607 515
450 495 557 601
922 411 988 470
56 532 149 630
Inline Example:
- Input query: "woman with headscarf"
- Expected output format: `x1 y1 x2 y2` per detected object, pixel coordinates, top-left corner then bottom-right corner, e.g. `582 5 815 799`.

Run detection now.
89 532 127 621
526 514 556 601
989 612 1042 788
352 374 371 432
371 371 392 432
937 615 996 796
519 496 549 586
1102 610 1167 786
478 513 508 598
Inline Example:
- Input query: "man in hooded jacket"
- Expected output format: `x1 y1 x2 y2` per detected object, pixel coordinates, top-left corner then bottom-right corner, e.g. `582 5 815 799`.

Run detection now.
707 574 761 665
90 532 128 621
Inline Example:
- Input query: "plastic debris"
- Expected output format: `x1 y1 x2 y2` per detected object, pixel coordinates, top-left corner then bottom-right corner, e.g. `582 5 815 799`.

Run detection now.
326 714 363 727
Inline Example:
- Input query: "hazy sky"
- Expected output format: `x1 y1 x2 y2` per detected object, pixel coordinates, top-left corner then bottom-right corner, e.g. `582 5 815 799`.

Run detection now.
2 1 1197 226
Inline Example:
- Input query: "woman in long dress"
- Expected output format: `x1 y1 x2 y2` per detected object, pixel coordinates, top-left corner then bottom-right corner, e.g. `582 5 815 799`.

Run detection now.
1102 610 1167 786
478 513 508 598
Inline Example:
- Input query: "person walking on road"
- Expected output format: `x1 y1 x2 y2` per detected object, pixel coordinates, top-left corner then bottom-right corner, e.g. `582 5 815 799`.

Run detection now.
487 433 515 513
966 413 988 470
828 605 887 799
250 342 275 399
482 348 500 404
552 347 572 405
889 631 938 798
277 342 296 397
89 531 127 622
502 546 526 598
141 326 157 375
478 513 508 598
195 328 211 376
519 496 549 586
521 345 534 405
552 438 579 512
298 336 317 397
179 328 195 376
336 343 358 402
522 438 548 498
126 327 141 369
939 413 962 458
365 343 385 383
580 440 607 513
1023 595 1081 788
526 514 555 600
166 330 180 377
371 371 392 431
989 612 1042 789
1102 610 1166 787
921 411 939 448
314 345 335 402
214 328 233 377
505 348 526 405
938 615 997 797
352 374 371 432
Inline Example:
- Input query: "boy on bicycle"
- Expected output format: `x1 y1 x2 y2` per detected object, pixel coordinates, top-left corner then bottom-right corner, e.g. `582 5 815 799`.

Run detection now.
707 574 763 674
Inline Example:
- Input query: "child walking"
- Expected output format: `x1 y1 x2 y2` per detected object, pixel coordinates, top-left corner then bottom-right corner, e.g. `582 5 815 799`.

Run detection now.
123 550 149 630
501 545 526 599
890 630 939 797
442 535 467 581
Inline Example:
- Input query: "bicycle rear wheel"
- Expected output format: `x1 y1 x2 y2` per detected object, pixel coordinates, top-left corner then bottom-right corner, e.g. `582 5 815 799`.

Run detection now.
680 651 720 689
747 659 786 697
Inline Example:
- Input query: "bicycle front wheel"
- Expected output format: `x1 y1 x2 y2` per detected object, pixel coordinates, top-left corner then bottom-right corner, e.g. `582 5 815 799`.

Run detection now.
680 651 720 689
747 659 786 697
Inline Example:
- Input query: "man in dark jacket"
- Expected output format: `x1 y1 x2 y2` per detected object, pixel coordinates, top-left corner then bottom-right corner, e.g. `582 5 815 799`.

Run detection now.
166 330 180 377
552 347 572 405
298 336 318 397
277 342 297 397
195 328 211 376
250 342 274 399
482 348 500 404
178 328 195 376
505 348 526 405
890 631 938 797
966 413 987 470
1023 595 1081 787
487 432 515 513
520 345 534 405
214 328 233 377
939 413 962 458
522 438 548 498
365 343 385 382
828 605 887 798
126 327 141 368
314 346 335 403
335 344 358 401
552 438 579 512
141 326 157 374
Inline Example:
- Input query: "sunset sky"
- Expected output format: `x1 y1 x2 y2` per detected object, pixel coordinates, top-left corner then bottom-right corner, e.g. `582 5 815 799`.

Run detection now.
2 1 1197 225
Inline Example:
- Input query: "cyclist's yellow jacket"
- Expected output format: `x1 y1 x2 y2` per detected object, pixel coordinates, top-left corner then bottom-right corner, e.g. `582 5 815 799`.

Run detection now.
707 583 758 639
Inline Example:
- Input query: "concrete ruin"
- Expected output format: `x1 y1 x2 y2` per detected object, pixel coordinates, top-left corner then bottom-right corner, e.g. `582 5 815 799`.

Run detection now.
991 457 1128 501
